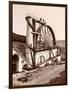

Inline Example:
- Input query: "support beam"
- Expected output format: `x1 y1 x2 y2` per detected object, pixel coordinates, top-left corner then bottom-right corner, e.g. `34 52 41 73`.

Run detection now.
32 20 36 68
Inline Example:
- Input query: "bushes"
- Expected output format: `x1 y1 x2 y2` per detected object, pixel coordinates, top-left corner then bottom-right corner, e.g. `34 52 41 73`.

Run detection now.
59 47 65 60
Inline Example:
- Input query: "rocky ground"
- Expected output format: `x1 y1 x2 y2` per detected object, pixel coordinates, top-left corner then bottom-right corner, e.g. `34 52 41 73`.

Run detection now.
12 61 66 87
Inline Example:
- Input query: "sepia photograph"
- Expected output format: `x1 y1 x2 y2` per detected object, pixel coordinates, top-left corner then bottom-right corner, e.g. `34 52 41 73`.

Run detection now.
9 1 67 88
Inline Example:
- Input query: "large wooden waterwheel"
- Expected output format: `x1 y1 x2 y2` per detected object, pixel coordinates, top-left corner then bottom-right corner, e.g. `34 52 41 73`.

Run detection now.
36 24 56 51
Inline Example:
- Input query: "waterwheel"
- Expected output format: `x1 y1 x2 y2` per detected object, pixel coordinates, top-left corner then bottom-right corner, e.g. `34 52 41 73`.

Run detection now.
36 24 56 51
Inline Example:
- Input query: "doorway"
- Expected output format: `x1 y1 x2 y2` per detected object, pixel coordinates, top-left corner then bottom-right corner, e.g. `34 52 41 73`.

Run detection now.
12 54 19 73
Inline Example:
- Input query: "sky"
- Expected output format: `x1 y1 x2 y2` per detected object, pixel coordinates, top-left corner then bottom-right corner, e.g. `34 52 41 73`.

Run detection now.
13 4 65 40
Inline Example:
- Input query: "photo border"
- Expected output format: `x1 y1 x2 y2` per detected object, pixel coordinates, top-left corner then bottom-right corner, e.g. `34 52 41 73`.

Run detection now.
9 1 67 89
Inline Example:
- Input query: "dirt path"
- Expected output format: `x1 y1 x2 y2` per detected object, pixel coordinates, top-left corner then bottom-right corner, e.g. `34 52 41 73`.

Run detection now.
13 63 65 87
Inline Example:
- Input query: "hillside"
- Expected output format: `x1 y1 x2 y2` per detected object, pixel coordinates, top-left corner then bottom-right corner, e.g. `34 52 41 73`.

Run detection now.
56 40 65 48
13 33 26 42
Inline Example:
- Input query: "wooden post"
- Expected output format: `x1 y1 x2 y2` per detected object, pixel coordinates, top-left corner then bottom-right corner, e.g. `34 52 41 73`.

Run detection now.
32 20 36 68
